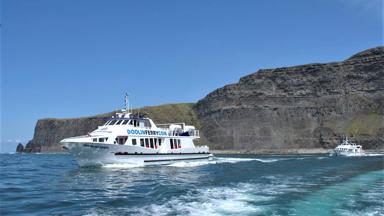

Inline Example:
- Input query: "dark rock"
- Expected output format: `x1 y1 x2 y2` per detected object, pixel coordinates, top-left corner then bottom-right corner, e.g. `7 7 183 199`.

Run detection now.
16 143 24 153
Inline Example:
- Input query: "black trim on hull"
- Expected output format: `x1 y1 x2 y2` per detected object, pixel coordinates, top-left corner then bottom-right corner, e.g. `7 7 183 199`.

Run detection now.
114 152 210 156
144 156 210 163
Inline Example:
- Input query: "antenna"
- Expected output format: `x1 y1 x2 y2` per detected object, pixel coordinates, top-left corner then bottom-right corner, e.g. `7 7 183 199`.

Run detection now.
137 106 140 117
124 92 129 112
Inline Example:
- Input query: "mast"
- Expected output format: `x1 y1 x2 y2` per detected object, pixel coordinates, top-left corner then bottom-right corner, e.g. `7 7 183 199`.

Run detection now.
125 92 129 113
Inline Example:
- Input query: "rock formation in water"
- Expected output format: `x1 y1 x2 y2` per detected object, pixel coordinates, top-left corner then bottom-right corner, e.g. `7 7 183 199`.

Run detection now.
195 46 384 151
16 143 24 153
22 47 384 152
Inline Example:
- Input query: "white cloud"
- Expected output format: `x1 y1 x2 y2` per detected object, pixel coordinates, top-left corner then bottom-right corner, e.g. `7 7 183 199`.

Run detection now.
5 138 24 143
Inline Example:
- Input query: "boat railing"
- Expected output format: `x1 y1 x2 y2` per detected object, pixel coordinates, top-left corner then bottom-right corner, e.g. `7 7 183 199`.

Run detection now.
156 122 199 137
163 129 199 137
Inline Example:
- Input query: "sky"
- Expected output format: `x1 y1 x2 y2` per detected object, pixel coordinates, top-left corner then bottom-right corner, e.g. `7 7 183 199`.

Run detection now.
1 0 383 152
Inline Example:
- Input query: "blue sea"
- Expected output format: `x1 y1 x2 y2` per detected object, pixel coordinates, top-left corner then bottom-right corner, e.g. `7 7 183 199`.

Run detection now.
0 153 383 216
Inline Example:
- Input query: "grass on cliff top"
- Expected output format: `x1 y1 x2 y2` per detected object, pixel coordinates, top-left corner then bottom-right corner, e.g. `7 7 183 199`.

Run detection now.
41 103 198 123
133 103 199 125
133 103 208 146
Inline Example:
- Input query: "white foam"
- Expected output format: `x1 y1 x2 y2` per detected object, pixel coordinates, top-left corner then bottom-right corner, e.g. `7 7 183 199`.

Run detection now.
167 160 218 167
365 153 384 157
130 183 270 216
215 157 283 163
102 163 145 168
253 158 281 163
166 157 283 167
1 152 16 154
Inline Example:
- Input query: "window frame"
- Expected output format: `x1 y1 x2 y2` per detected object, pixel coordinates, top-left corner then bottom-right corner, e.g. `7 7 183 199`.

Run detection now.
140 138 144 147
109 120 117 125
150 138 154 149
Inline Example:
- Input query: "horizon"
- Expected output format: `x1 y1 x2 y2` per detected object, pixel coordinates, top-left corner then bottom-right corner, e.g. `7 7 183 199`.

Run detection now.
1 0 383 152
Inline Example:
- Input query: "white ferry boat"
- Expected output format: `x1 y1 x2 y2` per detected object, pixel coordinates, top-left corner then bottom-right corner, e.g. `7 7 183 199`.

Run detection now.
61 95 211 166
331 137 365 157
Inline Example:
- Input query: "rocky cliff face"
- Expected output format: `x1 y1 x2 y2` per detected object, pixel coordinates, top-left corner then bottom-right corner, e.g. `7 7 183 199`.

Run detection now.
24 112 115 152
24 103 204 152
195 47 384 151
23 47 384 152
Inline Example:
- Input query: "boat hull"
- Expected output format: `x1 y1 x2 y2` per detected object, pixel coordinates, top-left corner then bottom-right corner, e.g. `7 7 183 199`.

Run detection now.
62 142 212 166
330 150 365 157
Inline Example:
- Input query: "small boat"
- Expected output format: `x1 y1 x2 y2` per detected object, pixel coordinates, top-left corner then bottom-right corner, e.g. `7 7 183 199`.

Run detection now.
330 137 365 157
61 94 212 166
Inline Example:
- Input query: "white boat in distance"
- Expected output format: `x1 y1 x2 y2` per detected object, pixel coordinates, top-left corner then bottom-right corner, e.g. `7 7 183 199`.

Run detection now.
330 137 365 157
61 94 211 166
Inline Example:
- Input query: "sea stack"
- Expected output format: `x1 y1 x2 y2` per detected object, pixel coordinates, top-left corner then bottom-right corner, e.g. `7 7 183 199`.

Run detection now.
16 143 24 153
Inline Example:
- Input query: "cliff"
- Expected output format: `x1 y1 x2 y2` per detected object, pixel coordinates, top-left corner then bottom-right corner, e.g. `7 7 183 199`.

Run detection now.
24 103 205 152
195 46 384 151
22 47 384 153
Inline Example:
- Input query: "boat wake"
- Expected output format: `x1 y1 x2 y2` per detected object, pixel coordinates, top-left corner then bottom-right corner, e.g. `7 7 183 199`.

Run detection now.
99 157 284 169
101 163 145 169
364 153 384 157
124 183 271 216
167 157 283 167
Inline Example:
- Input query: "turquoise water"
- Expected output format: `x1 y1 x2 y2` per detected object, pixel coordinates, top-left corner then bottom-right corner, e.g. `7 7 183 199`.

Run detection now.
0 154 383 216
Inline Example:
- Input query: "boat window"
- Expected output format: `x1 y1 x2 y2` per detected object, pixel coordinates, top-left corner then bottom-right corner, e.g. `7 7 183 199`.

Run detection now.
109 120 117 125
104 121 111 125
93 138 97 142
129 120 133 125
132 139 137 145
122 120 129 125
178 139 181 148
158 138 162 146
115 120 122 125
116 136 128 145
139 121 145 128
154 139 157 149
170 139 174 149
150 139 154 148
145 138 149 148
140 139 144 147
133 120 137 127
144 120 151 128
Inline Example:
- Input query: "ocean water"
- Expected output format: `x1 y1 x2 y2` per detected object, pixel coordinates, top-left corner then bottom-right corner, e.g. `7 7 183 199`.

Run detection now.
0 154 383 216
